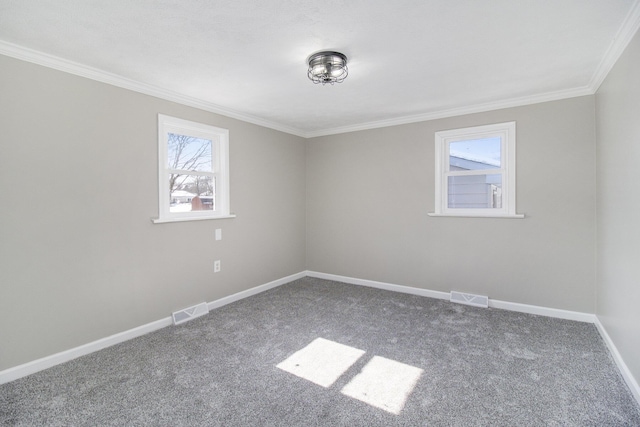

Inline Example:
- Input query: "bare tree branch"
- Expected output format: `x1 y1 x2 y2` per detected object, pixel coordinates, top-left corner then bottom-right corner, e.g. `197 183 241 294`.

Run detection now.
167 133 212 194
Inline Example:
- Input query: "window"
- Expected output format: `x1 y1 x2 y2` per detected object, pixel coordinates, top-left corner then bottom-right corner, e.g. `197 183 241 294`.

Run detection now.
429 121 522 218
153 114 233 223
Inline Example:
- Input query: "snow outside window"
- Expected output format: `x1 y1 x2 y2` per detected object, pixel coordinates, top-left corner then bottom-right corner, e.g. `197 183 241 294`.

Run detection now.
153 114 232 223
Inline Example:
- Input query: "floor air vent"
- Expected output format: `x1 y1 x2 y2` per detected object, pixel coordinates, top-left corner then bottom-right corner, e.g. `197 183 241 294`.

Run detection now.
172 302 209 325
450 291 489 308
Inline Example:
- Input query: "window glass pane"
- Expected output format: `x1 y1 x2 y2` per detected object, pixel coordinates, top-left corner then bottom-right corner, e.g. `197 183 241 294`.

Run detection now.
448 174 502 209
169 175 215 212
449 137 501 171
167 133 213 172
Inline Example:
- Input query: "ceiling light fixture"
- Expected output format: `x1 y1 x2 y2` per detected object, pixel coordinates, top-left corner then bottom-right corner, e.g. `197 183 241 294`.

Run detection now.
307 51 348 85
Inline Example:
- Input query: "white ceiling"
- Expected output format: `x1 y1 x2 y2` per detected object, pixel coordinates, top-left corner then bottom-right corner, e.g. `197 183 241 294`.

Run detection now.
1 0 639 137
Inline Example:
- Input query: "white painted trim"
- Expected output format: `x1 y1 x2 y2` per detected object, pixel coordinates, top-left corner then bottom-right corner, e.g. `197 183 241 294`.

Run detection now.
427 213 525 219
0 40 307 138
0 271 306 385
305 271 451 301
0 40 596 141
207 271 307 311
306 272 640 402
307 271 595 322
589 0 640 92
307 2 640 140
152 214 237 224
304 87 592 138
4 17 638 140
3 267 636 408
3 0 639 143
594 316 640 405
488 299 595 323
432 121 521 217
0 317 172 385
156 114 231 223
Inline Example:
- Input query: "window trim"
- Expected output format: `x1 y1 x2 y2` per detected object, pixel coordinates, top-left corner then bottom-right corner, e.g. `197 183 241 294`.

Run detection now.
428 121 524 218
153 114 234 224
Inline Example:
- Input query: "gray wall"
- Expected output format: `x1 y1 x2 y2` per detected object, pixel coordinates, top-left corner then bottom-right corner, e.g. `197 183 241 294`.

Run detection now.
0 55 306 370
596 30 640 385
4 47 629 383
307 96 596 312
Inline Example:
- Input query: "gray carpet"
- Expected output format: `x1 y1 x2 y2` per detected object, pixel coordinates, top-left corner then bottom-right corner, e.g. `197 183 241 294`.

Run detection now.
1 277 639 426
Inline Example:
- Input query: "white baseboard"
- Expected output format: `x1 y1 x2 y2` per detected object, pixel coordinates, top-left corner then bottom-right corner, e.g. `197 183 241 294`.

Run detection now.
307 271 640 405
207 271 307 311
307 271 595 322
594 316 640 405
488 299 596 323
0 317 172 385
3 270 638 408
306 271 451 301
0 271 306 385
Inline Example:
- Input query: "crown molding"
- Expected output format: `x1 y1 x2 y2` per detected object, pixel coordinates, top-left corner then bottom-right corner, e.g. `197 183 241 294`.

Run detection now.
0 40 307 138
588 0 640 92
3 0 639 142
303 86 593 138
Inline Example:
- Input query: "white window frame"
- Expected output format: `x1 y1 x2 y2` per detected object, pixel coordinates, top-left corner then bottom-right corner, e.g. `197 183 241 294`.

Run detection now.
153 114 234 223
429 121 523 218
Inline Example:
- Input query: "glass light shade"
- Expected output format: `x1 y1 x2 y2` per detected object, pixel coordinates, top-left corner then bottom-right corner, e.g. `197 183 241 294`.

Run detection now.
307 51 348 85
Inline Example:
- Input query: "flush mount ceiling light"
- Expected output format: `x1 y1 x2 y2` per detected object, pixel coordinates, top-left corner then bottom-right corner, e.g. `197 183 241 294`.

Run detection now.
307 51 348 85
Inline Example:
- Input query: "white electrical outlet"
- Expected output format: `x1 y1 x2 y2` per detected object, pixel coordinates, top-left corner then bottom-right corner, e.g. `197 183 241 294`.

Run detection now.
214 260 221 272
215 229 222 240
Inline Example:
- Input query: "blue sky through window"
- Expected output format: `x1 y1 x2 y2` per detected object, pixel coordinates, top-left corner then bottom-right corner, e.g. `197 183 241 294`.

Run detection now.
449 136 501 167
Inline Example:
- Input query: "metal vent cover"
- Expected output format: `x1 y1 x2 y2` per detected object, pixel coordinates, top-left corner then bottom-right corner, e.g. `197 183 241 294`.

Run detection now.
172 302 209 325
450 291 489 308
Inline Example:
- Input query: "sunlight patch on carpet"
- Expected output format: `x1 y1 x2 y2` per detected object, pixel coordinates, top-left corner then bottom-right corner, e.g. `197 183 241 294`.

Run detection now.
277 338 423 415
276 338 365 387
341 356 423 414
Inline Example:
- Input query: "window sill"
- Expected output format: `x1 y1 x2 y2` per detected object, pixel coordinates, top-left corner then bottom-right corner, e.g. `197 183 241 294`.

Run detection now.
428 213 525 219
152 214 237 224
